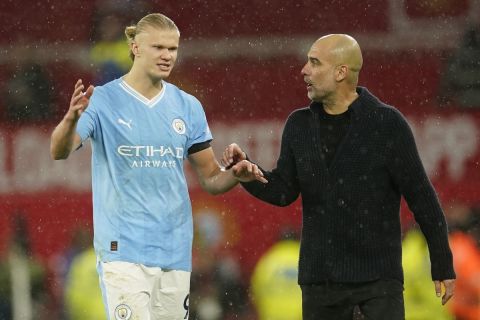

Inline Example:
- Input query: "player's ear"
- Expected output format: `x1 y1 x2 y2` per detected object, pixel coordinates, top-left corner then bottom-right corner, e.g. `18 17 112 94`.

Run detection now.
131 42 140 57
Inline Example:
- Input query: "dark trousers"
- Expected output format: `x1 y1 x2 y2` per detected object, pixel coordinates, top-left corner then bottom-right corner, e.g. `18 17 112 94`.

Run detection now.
301 279 405 320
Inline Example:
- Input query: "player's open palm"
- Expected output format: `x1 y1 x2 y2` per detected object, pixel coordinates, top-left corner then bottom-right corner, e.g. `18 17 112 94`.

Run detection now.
67 79 94 121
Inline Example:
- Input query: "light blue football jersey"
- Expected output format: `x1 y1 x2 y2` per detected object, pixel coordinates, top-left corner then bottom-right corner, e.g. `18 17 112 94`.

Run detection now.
76 78 212 271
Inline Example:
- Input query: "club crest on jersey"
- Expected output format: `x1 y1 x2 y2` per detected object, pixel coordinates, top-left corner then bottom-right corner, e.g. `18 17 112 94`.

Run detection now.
114 304 132 320
172 119 186 134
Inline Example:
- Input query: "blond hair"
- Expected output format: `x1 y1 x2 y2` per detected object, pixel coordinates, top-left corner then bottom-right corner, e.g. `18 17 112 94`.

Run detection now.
125 13 179 60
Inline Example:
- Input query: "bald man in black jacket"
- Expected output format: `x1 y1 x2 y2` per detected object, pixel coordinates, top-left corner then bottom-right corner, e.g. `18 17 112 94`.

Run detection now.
222 34 455 320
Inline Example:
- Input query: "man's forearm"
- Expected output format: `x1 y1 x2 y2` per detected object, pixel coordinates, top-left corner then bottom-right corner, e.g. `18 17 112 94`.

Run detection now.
242 170 298 207
50 117 78 160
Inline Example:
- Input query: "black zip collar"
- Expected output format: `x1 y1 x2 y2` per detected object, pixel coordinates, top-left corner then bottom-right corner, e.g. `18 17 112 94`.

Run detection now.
308 86 379 118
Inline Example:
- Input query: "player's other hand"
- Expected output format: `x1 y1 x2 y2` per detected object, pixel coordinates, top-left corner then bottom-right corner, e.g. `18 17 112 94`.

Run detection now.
222 143 247 168
231 160 268 184
65 79 94 122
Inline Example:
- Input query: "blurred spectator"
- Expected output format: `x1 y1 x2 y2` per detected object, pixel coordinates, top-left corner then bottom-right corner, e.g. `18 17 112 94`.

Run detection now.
216 251 251 319
439 24 480 108
48 227 91 319
90 13 132 85
448 206 480 320
64 247 105 320
402 227 454 320
190 249 251 320
250 228 302 320
190 209 251 319
4 60 53 123
0 214 48 320
190 249 222 320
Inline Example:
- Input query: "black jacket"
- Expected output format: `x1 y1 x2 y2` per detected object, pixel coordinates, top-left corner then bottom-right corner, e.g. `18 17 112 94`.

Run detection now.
242 87 455 285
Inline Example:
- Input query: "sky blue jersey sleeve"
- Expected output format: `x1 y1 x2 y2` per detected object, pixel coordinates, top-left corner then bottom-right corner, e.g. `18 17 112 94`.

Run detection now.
76 89 103 142
186 95 213 150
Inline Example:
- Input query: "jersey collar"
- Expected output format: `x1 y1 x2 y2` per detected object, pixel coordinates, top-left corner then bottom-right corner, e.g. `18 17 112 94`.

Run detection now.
119 80 166 108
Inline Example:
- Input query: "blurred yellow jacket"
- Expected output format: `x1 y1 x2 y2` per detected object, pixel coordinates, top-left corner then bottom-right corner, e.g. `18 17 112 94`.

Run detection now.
402 229 454 320
65 247 105 320
90 40 132 72
251 240 302 320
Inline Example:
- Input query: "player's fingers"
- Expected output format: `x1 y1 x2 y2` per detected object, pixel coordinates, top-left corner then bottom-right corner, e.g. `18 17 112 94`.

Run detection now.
224 146 233 165
222 158 233 169
220 157 227 167
233 145 246 160
434 281 441 298
72 84 84 100
227 143 238 156
231 144 240 154
70 92 86 107
71 103 86 111
72 80 84 95
241 151 247 160
84 85 94 98
229 144 239 162
70 106 86 118
221 147 230 165
74 79 82 89
74 86 92 103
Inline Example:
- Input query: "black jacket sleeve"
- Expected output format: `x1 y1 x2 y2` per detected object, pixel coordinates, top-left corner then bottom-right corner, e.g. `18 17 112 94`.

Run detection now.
387 109 455 280
241 116 300 207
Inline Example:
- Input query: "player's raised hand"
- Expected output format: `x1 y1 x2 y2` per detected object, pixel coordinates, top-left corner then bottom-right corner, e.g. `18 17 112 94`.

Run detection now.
231 160 268 184
222 143 247 168
65 79 94 122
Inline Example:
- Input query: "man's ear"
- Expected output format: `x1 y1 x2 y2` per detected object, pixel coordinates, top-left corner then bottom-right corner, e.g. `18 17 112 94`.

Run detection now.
335 65 348 81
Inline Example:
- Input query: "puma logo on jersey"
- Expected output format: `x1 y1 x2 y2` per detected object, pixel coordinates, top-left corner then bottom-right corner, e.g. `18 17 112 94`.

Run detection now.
118 118 133 130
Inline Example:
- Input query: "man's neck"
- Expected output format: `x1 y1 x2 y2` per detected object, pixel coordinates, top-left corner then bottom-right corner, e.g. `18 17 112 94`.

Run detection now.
322 89 358 115
123 69 164 100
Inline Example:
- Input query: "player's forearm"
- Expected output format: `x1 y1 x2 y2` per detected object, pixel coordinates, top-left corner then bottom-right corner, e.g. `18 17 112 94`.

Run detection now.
50 117 78 160
200 169 239 195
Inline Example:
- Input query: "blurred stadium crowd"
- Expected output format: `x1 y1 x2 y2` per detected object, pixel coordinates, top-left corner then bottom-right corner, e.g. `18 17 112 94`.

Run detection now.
0 0 479 319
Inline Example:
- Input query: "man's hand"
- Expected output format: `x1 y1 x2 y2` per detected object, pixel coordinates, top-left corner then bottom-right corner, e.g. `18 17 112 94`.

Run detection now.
222 143 247 169
231 160 267 184
65 79 94 122
434 279 455 305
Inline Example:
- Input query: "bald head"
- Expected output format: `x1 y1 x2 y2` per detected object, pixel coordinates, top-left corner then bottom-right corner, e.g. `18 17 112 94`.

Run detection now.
313 34 363 84
302 34 363 104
